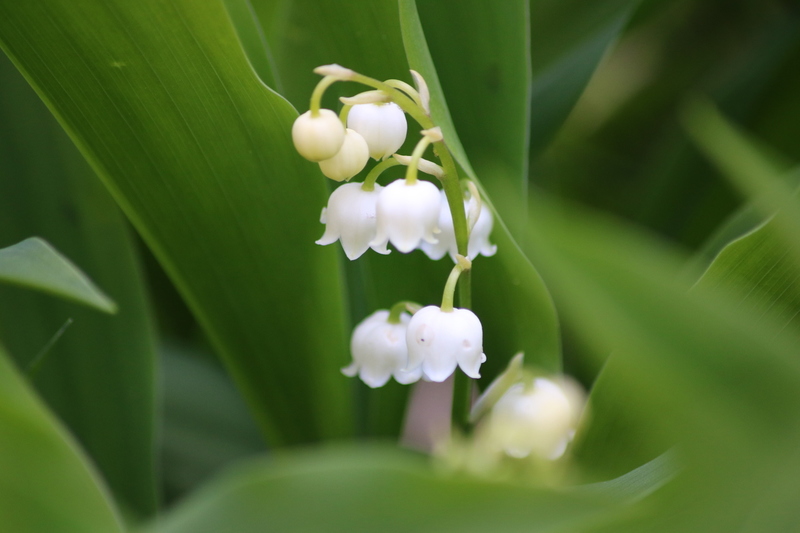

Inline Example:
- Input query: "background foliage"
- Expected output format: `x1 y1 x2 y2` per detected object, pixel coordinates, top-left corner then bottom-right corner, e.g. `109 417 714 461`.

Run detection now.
1 0 799 530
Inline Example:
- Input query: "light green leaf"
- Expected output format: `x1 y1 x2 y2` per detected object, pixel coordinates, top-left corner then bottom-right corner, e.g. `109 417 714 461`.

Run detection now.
0 344 124 533
142 445 621 533
579 450 677 503
0 55 158 516
0 238 116 314
399 0 561 376
0 0 353 445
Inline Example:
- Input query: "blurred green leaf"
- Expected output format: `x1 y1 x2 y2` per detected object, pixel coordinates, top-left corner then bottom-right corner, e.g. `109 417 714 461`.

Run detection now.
399 0 561 377
579 450 676 503
529 0 638 156
525 195 800 530
160 343 265 503
0 238 115 314
693 217 800 335
0 345 124 533
0 55 158 516
682 99 800 257
142 444 621 533
0 0 353 445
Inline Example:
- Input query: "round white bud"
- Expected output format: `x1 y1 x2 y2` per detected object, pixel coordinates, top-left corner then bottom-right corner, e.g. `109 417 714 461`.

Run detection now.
318 128 369 181
292 109 346 162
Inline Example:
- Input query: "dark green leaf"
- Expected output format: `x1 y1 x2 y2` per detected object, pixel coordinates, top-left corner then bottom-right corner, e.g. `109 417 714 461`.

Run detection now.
0 0 354 445
0 55 158 515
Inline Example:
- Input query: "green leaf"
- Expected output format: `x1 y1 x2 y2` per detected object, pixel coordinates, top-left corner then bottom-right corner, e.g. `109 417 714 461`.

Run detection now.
160 343 265 503
250 0 409 109
524 195 800 530
221 0 279 90
693 217 800 335
417 0 531 212
142 445 621 533
0 238 116 314
399 0 561 376
0 55 158 516
579 450 677 503
529 0 638 156
0 344 124 533
0 0 353 445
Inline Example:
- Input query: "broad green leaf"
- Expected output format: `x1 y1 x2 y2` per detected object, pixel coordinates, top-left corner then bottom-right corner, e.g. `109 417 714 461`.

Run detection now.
160 343 264 503
142 445 621 533
0 55 158 516
0 344 124 533
417 0 531 215
0 0 353 445
0 238 115 314
524 195 800 531
529 0 637 156
399 0 561 377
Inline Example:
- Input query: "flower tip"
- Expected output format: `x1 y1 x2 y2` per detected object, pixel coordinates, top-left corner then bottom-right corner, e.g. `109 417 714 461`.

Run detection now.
314 64 354 80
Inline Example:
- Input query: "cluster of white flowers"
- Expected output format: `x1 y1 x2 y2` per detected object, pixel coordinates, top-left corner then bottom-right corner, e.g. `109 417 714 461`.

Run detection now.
291 66 496 387
342 305 486 387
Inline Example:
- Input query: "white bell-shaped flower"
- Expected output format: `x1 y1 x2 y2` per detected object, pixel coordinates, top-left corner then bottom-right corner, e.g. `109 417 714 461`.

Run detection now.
370 179 441 254
488 377 583 460
406 305 486 382
316 183 389 260
420 191 497 261
292 109 346 162
342 310 422 388
347 102 408 160
468 198 497 260
419 191 455 260
318 128 369 181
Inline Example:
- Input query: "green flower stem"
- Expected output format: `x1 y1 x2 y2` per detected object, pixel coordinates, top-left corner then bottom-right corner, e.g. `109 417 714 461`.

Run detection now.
361 158 400 192
387 300 420 323
338 104 352 124
309 75 338 116
404 135 434 185
440 256 471 313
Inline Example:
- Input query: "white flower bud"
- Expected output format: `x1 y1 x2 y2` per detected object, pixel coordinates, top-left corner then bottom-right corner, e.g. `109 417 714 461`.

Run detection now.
316 183 389 260
370 179 441 254
488 377 584 460
318 128 369 181
342 310 422 388
347 102 408 160
292 109 346 162
420 191 497 262
405 305 486 382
